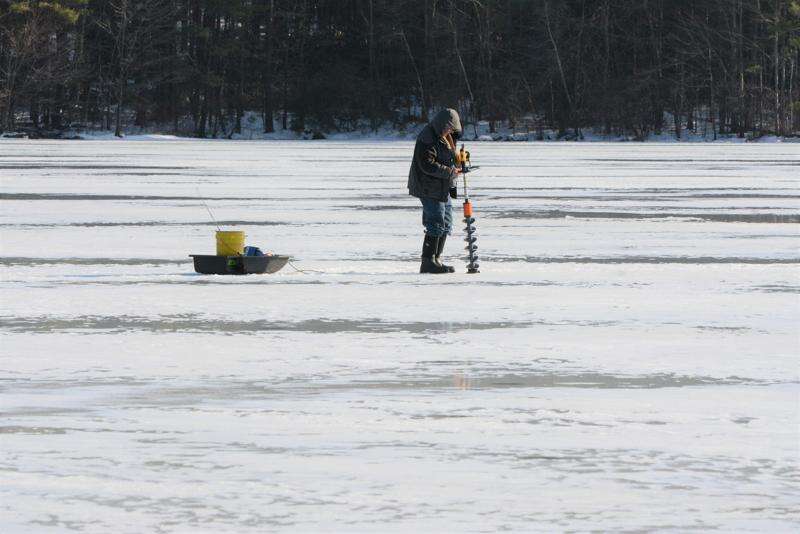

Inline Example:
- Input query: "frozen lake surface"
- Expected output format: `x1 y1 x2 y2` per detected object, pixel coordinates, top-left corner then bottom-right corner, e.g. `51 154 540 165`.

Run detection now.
1 139 798 532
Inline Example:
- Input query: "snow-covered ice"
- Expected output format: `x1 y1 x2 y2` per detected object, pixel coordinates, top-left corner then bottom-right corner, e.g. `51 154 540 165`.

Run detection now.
1 140 798 532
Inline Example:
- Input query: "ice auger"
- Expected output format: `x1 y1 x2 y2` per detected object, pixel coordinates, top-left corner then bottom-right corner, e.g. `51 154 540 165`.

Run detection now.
458 144 480 274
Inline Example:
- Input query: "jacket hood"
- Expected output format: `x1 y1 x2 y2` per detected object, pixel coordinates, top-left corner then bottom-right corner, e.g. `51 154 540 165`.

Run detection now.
430 108 462 136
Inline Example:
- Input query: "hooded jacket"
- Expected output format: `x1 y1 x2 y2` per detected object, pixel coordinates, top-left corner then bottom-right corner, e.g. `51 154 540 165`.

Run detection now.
407 108 462 202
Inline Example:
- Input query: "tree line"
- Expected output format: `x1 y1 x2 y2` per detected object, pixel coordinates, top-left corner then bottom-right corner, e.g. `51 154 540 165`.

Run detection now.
1 0 798 139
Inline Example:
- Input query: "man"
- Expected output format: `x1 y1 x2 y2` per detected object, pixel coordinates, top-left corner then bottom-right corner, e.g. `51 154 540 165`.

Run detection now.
407 108 463 274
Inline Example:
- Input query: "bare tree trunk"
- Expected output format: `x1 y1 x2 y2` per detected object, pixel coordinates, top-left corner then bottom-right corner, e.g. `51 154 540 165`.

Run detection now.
4 57 20 130
114 74 124 137
422 0 433 121
111 0 130 137
790 48 796 132
708 27 717 140
263 0 274 133
399 28 426 122
543 0 574 131
367 0 378 129
449 2 475 135
774 0 782 135
234 15 243 136
198 88 208 137
602 0 610 134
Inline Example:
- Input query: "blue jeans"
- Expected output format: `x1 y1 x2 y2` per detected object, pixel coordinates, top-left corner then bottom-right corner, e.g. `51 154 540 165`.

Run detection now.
420 197 453 237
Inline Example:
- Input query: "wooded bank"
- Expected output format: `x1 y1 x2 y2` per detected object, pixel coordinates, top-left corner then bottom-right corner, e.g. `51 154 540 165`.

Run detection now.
1 0 798 139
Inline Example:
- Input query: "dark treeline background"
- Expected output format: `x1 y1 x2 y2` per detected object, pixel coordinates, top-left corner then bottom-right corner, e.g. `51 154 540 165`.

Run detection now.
1 0 798 139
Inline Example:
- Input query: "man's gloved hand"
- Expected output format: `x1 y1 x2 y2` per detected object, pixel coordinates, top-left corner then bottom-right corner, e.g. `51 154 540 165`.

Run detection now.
449 166 460 199
448 168 459 186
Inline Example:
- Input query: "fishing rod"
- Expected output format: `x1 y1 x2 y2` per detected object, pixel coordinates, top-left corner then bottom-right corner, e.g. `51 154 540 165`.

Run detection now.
196 186 221 232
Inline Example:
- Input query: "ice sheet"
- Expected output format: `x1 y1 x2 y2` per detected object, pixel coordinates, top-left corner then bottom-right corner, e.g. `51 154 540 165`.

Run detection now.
1 140 799 532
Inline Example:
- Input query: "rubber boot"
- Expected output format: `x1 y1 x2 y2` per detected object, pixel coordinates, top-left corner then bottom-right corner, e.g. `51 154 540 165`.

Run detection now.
435 234 455 273
420 234 449 274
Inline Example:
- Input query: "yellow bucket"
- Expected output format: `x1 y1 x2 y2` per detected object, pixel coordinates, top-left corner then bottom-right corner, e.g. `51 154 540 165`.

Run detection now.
216 230 245 256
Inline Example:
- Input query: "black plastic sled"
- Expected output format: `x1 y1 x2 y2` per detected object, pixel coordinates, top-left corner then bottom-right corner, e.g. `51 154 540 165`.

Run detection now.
190 254 290 275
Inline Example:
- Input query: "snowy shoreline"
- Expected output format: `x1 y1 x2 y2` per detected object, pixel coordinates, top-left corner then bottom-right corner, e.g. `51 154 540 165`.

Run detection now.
3 131 798 143
3 113 798 144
